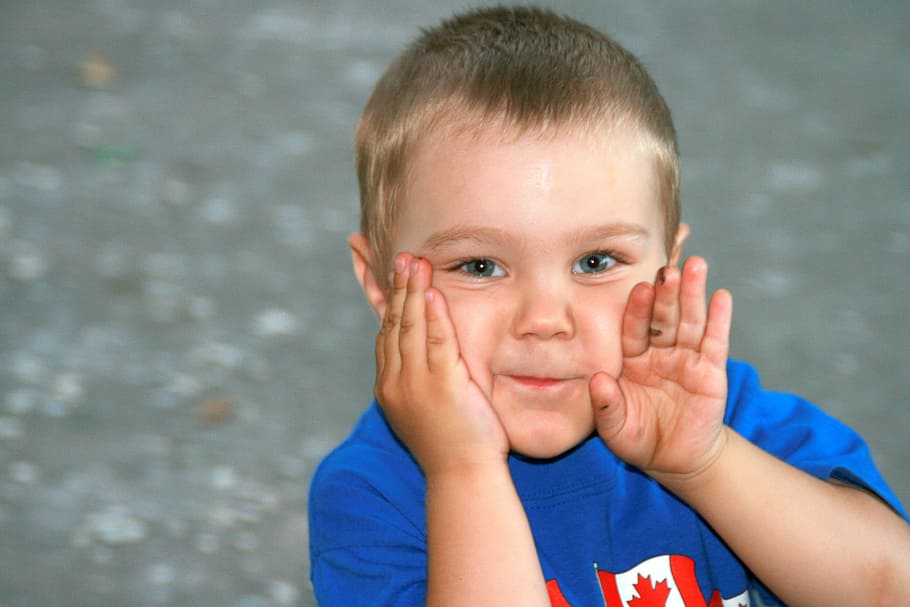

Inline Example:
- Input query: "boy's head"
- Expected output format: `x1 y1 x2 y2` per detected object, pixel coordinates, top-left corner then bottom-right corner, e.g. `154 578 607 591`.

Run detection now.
350 6 690 458
354 5 680 292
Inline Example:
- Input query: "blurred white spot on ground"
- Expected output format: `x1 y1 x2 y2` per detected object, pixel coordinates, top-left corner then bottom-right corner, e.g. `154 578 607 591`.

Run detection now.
767 162 822 192
5 389 38 415
833 353 859 377
84 505 148 545
751 271 793 298
211 465 238 491
10 352 46 384
738 77 792 110
187 294 217 320
835 309 871 338
53 372 85 404
0 417 25 440
10 461 41 485
8 241 49 282
345 61 382 87
186 341 245 369
14 162 63 194
244 10 313 43
269 579 300 605
271 131 316 157
194 532 219 554
147 562 177 585
200 195 240 226
252 308 300 337
740 193 772 218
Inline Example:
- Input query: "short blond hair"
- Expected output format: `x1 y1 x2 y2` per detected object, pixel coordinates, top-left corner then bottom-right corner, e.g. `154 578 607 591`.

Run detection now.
356 6 680 289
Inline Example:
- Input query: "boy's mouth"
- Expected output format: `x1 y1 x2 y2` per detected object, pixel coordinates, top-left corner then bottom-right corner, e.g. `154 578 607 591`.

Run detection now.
494 373 588 407
506 375 573 389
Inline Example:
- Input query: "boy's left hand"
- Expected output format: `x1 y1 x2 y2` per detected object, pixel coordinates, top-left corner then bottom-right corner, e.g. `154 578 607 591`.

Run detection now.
590 256 733 486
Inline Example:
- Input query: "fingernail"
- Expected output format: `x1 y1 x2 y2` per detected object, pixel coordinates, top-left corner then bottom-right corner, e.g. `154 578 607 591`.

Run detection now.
395 256 406 274
409 258 419 276
425 289 435 303
657 267 667 285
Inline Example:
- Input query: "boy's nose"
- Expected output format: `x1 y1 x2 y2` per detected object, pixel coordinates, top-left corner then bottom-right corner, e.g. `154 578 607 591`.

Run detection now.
511 282 575 340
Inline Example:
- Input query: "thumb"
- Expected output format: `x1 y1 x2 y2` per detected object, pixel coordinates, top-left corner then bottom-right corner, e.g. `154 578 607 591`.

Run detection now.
590 371 627 443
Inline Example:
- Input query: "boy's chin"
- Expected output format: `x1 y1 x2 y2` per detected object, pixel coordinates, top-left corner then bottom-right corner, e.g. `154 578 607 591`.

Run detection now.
492 379 597 460
506 420 596 461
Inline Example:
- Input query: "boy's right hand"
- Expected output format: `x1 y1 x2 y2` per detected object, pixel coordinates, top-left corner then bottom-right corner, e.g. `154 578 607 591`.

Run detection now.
374 253 509 477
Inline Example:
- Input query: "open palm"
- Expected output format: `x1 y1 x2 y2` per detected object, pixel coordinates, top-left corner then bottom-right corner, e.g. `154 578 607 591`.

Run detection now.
591 258 733 480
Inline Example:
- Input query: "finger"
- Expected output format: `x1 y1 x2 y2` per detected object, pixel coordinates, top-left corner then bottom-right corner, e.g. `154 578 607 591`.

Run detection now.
590 371 627 443
374 326 385 377
700 288 733 366
425 287 460 373
621 282 655 358
648 265 680 347
399 257 429 373
675 257 708 349
380 252 412 373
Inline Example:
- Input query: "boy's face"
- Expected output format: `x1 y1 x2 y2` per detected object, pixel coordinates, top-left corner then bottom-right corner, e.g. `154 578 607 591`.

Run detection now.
367 126 684 459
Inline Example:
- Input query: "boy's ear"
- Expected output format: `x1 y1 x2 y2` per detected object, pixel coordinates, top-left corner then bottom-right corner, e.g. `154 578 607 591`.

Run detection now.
349 233 387 321
669 222 690 266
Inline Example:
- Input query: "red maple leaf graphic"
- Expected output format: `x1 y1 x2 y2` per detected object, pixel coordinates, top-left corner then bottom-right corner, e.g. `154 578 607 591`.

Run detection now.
708 589 749 607
627 574 671 607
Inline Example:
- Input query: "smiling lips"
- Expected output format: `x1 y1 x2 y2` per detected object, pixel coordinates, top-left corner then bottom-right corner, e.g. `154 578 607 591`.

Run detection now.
507 375 575 389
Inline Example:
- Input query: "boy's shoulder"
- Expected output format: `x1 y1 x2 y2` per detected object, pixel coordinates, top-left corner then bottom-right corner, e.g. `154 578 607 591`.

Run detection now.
724 358 848 435
310 401 420 488
308 401 428 557
723 357 860 458
308 401 424 515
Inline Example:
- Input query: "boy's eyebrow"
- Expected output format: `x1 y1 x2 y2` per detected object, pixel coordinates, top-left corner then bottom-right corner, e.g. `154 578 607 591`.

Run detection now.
420 225 517 252
568 222 651 245
419 222 650 252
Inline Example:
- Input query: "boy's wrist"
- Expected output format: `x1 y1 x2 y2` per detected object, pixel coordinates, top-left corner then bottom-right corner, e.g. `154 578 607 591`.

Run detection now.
423 454 512 487
648 426 733 498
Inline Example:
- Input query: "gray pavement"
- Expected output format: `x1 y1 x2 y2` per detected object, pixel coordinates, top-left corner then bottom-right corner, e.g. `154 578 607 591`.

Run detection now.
1 1 908 606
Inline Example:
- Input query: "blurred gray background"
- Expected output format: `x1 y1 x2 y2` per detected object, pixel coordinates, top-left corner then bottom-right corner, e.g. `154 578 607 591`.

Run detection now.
1 1 907 606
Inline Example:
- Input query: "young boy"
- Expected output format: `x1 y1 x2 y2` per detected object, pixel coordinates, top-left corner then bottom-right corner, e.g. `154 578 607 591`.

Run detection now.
308 6 910 606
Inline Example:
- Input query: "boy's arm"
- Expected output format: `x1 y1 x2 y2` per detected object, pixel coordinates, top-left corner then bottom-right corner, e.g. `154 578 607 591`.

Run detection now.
376 254 549 607
425 463 547 607
590 257 910 607
666 426 910 607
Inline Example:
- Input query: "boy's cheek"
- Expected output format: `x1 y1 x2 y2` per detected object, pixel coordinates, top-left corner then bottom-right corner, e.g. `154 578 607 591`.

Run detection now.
442 292 504 387
445 299 501 356
434 282 506 328
583 305 626 374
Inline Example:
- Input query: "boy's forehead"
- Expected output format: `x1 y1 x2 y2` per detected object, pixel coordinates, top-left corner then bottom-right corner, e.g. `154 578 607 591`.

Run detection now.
396 122 664 249
407 118 658 197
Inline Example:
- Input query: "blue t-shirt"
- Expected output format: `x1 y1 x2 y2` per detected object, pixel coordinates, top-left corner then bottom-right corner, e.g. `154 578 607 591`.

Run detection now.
308 360 907 606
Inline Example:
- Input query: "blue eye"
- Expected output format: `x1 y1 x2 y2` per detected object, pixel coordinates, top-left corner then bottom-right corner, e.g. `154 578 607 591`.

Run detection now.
572 252 617 274
460 258 504 277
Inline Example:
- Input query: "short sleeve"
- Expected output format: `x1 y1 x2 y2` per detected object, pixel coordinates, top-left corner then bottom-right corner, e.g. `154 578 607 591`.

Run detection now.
724 359 908 521
308 422 429 607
